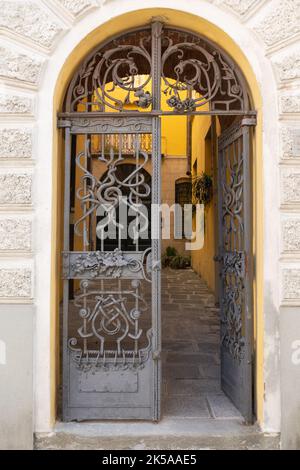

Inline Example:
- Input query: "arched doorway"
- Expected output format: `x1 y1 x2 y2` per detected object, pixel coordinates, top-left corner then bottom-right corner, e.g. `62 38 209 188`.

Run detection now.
58 21 256 423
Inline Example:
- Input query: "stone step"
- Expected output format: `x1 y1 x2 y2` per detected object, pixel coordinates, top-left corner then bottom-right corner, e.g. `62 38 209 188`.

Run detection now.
35 421 280 450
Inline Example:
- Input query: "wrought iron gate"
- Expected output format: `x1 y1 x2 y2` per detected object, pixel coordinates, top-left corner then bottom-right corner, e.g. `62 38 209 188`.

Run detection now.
61 116 161 421
216 118 255 423
58 21 256 422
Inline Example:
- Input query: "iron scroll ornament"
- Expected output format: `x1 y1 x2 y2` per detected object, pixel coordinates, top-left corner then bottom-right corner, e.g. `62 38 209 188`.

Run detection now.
217 123 247 363
67 30 152 112
72 249 141 278
161 37 244 112
68 279 152 372
63 248 153 282
73 137 151 246
214 252 246 362
64 25 249 113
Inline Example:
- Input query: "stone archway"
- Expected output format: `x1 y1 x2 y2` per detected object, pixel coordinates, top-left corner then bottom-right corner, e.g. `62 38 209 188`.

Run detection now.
2 1 299 447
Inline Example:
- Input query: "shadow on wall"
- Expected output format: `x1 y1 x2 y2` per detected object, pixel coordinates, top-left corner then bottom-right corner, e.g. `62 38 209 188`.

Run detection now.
263 283 280 422
279 296 300 449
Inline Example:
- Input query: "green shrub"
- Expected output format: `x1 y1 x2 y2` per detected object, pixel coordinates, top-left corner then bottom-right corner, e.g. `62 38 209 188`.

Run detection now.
161 253 170 268
169 255 191 269
162 247 190 269
165 246 178 257
192 172 213 205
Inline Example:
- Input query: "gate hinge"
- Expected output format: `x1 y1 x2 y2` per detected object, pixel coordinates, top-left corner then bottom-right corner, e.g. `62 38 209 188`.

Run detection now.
152 260 161 272
58 119 72 129
242 116 257 127
62 251 70 279
152 350 161 360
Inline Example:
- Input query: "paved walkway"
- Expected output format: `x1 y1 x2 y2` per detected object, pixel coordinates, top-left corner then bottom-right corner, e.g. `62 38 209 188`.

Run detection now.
161 268 241 420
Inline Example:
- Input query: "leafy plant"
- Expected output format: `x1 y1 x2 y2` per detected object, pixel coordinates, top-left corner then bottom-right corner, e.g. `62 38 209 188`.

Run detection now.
165 246 178 257
169 255 191 269
162 246 191 269
192 172 213 205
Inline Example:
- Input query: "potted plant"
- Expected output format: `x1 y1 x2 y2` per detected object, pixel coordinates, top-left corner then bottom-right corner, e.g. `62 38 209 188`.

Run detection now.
192 172 213 206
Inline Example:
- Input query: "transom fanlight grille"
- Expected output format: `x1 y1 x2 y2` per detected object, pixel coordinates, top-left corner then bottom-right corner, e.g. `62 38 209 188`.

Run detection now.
65 25 249 113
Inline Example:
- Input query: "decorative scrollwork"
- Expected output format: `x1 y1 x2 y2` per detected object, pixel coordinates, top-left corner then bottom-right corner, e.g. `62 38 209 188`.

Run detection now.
72 248 141 278
67 30 152 112
222 149 244 249
74 137 150 246
221 285 245 361
219 126 246 363
134 89 152 108
63 249 152 282
64 25 249 113
161 30 247 112
71 116 153 134
166 95 196 112
68 279 152 371
222 251 245 279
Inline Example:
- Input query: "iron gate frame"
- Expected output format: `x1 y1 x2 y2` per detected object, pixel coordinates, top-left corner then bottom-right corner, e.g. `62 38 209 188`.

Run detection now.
58 21 257 422
216 117 255 424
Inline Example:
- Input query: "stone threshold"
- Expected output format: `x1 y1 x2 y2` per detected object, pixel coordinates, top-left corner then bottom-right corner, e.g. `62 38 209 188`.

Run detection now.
35 419 280 450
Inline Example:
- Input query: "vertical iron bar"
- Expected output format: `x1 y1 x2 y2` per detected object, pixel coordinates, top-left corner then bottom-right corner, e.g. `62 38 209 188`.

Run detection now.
135 133 139 253
242 120 254 424
151 20 163 421
233 140 237 251
88 136 94 251
117 133 122 357
82 135 88 356
83 135 88 250
217 145 225 334
62 126 71 420
211 116 219 304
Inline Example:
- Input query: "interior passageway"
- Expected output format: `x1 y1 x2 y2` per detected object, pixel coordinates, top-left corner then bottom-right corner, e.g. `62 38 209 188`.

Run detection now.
162 268 241 420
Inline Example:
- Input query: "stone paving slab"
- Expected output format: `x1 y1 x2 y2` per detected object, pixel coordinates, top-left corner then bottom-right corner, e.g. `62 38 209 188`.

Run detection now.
207 394 242 419
162 340 199 353
197 342 219 353
166 352 219 365
163 364 201 379
166 379 221 395
199 365 221 379
163 397 211 418
161 268 241 421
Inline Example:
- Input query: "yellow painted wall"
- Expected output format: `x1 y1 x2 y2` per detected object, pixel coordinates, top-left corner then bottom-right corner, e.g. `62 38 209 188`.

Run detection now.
191 112 217 294
52 8 264 425
190 113 222 296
